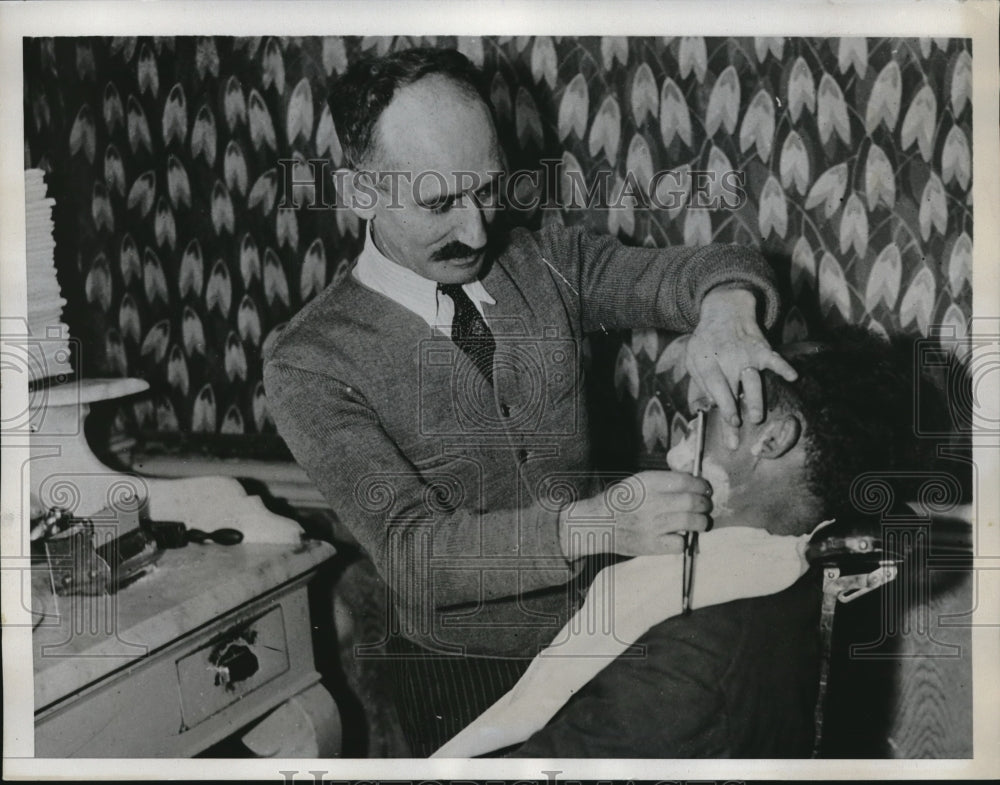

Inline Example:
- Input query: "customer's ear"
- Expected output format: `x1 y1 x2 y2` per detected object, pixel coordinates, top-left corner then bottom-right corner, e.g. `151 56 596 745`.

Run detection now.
336 168 377 221
749 413 802 460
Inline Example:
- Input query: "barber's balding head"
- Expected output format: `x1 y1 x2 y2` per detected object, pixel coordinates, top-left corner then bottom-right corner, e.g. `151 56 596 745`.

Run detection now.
330 48 504 285
328 47 492 169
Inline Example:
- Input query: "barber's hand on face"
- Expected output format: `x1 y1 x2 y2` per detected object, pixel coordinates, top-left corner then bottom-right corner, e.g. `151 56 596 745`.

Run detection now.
686 286 798 449
603 471 712 556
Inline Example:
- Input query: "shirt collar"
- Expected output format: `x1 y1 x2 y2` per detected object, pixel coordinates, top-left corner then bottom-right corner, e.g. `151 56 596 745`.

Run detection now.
352 223 495 328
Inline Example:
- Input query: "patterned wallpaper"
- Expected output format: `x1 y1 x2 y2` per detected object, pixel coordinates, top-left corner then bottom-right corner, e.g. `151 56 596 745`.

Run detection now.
22 36 973 458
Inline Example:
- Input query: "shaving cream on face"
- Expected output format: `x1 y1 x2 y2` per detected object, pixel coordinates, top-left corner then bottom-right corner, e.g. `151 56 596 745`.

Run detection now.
699 456 732 516
667 430 733 516
666 431 697 474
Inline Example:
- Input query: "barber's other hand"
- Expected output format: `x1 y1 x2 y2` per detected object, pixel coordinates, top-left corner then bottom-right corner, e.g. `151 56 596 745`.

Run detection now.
686 286 797 449
559 471 712 559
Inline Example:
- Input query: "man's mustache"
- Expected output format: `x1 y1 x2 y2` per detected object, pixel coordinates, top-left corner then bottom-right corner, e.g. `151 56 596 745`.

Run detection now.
433 241 486 261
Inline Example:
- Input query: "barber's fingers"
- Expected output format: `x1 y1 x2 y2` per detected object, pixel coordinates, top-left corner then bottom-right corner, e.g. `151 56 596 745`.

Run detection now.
616 513 710 556
688 359 739 449
734 320 795 378
655 532 687 554
719 419 740 453
740 366 765 424
631 470 712 496
656 512 710 538
737 350 795 425
697 360 741 430
760 348 799 382
647 491 713 515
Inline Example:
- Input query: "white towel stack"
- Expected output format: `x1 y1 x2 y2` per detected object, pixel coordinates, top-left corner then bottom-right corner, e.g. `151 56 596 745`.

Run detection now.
25 168 74 383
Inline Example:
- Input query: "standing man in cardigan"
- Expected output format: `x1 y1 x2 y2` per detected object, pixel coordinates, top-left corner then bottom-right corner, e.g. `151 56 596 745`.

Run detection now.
264 47 797 756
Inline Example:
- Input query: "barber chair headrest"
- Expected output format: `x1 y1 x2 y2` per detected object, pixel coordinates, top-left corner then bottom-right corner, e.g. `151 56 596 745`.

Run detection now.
804 507 972 576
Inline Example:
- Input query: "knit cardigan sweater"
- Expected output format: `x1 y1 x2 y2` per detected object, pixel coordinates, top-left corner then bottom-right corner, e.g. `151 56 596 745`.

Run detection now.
263 224 780 657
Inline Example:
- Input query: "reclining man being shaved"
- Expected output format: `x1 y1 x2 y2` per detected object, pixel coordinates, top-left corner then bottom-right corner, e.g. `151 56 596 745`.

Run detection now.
437 326 934 758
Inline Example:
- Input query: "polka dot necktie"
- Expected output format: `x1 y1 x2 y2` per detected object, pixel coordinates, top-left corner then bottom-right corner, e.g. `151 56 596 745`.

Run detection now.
438 283 496 385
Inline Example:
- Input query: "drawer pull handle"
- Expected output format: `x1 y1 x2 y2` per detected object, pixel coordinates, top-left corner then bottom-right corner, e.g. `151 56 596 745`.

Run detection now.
187 527 244 545
212 642 259 689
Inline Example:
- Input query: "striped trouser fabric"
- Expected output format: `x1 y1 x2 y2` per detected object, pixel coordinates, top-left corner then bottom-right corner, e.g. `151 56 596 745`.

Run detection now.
386 634 530 757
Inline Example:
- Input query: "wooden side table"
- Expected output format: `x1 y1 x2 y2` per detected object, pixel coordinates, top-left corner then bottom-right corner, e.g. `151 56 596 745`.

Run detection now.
33 539 339 758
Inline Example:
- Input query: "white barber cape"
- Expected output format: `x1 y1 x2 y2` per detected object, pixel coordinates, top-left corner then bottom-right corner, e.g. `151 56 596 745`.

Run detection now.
433 525 815 758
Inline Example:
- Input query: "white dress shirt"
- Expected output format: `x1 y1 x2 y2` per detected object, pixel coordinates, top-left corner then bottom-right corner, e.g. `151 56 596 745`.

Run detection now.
352 225 495 335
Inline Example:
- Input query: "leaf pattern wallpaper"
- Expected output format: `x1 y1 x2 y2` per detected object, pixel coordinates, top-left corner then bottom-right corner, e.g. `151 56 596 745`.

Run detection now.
22 36 972 460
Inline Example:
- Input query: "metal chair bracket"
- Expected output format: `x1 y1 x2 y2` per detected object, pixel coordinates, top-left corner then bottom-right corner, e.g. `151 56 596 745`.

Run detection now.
823 562 899 604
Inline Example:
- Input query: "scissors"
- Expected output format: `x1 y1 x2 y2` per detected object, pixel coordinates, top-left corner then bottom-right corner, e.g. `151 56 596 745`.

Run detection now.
682 409 706 616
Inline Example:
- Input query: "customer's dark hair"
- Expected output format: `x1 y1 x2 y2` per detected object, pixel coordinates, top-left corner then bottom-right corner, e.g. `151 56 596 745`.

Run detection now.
762 325 946 519
327 47 488 167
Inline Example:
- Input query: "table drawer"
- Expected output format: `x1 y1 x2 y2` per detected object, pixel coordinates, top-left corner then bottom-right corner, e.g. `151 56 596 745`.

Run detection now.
176 604 290 730
35 582 319 757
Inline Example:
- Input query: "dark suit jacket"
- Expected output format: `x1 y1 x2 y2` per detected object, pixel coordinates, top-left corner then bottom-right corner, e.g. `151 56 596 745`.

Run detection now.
507 571 823 758
264 224 780 657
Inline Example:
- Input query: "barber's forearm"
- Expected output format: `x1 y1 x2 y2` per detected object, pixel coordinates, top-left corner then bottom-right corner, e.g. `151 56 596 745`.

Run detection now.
557 496 601 560
537 225 699 333
566 228 780 333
